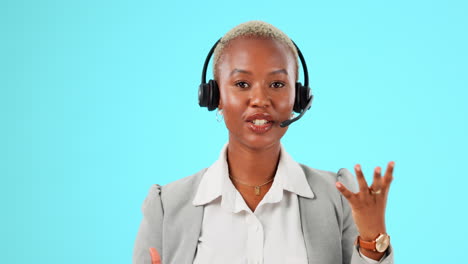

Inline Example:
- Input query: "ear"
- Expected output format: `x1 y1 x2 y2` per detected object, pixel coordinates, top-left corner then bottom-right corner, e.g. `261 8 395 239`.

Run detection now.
218 96 223 110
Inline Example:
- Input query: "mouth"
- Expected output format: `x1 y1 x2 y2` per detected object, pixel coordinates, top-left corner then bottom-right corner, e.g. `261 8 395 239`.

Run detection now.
249 119 274 126
246 119 274 134
244 112 275 134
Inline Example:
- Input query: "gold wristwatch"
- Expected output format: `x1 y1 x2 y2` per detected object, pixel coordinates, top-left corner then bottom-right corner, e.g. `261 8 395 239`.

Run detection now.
355 233 390 253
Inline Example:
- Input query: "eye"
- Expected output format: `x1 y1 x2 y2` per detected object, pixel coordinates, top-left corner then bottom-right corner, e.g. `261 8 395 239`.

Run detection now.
270 81 285 88
235 81 249 89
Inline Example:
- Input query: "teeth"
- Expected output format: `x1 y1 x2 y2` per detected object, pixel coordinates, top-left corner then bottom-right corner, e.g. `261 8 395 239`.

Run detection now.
252 119 269 125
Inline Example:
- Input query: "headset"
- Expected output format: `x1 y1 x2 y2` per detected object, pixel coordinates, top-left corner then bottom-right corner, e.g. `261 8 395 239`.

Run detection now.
198 38 313 128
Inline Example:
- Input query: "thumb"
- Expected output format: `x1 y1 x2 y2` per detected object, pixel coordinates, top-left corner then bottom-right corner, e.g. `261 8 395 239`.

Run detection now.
149 248 161 264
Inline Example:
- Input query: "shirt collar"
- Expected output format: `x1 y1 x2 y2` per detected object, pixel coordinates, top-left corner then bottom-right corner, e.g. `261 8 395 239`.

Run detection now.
192 142 315 209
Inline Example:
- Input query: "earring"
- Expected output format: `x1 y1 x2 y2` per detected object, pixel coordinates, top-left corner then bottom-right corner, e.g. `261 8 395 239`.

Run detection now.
290 112 295 118
216 109 224 122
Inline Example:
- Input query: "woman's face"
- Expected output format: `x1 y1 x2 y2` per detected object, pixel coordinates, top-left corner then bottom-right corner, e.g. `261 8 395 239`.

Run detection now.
217 37 297 150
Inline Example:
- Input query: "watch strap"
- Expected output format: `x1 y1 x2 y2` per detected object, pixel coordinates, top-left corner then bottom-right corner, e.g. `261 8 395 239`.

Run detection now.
355 236 377 251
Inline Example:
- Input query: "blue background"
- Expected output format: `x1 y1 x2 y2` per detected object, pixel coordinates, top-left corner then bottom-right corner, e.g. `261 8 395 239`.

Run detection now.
1 0 467 263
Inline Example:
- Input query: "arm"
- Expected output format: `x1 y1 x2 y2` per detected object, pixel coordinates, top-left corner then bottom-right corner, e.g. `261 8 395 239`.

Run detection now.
133 184 164 264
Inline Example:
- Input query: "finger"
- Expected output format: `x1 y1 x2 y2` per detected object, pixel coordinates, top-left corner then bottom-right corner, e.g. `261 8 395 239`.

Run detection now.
149 248 161 264
382 161 395 189
370 166 382 191
354 164 369 192
336 181 355 202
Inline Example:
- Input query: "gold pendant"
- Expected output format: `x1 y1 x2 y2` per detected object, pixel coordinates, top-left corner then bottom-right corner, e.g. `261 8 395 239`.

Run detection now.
255 186 260 196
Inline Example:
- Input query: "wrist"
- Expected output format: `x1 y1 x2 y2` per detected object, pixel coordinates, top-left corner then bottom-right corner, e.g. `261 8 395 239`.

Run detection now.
360 231 386 241
359 227 387 241
355 232 390 255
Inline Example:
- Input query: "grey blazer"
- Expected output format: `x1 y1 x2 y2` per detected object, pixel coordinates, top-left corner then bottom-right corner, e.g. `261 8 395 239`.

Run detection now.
133 164 394 264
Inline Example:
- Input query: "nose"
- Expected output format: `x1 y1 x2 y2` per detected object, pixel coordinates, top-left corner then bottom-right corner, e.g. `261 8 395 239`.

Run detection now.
249 84 271 108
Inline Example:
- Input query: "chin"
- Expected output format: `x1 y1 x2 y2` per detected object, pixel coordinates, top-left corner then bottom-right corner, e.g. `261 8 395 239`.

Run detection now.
238 132 286 151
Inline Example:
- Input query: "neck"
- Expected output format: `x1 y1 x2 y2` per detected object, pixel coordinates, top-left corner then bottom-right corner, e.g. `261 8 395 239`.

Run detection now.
226 138 281 185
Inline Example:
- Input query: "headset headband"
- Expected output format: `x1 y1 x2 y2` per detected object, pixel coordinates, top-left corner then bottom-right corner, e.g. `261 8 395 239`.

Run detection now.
201 38 309 86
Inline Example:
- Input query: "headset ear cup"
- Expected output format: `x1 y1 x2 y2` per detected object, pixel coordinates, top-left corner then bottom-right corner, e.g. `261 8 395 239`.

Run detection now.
294 82 312 113
294 82 303 113
207 79 220 111
304 86 312 110
300 85 311 110
198 83 209 107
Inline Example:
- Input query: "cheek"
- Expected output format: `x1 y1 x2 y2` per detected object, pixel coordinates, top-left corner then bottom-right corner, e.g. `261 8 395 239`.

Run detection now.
280 93 295 109
219 89 244 122
275 87 295 112
222 89 244 108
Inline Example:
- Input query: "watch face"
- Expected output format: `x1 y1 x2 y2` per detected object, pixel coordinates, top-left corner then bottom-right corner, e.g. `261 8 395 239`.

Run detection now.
375 234 390 253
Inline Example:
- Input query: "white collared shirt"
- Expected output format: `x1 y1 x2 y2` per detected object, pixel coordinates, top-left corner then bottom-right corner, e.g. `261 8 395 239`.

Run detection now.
192 142 380 264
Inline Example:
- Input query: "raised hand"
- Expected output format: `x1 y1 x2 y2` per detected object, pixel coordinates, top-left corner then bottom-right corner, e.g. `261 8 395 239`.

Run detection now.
335 161 395 259
149 248 161 264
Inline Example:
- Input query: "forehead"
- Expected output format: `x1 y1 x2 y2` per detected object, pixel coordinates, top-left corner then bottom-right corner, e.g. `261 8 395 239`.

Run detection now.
218 37 296 75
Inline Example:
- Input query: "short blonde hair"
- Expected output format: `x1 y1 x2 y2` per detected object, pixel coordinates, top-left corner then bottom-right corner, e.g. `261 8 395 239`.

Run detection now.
213 20 299 81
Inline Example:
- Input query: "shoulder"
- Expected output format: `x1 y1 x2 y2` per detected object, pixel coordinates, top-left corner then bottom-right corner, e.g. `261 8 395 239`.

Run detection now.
161 167 207 193
299 163 337 184
159 167 208 208
298 164 338 197
298 163 358 197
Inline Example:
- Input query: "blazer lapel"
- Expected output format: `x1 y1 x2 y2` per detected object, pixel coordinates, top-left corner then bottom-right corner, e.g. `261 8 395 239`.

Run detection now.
167 204 204 263
162 169 206 264
298 167 343 264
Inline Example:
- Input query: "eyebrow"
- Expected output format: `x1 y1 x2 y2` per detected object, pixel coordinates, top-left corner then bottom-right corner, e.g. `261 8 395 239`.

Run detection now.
229 68 289 76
